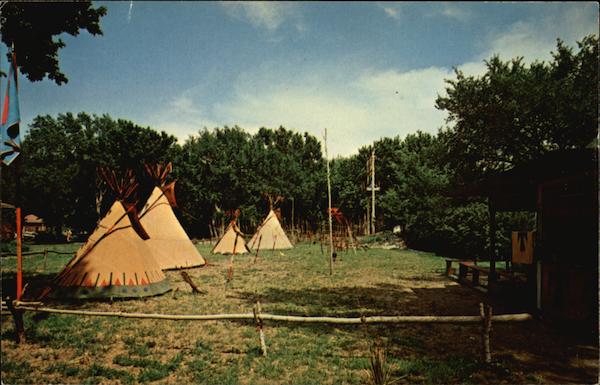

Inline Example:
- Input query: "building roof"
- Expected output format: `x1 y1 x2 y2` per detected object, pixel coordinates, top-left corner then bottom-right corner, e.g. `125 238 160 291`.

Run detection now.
448 148 598 211
24 214 44 223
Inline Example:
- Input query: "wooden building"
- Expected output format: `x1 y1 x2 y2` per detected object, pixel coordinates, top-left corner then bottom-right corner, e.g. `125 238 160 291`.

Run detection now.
452 148 598 330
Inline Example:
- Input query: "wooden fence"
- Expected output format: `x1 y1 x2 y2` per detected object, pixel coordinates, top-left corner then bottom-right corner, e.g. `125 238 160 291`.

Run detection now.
1 299 532 363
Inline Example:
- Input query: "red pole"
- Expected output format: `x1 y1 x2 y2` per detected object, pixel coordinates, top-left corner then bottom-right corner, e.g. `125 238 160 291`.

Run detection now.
16 206 22 300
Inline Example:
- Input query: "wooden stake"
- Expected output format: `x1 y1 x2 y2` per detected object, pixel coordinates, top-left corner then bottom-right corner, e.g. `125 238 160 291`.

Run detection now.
253 235 262 264
319 230 324 255
254 301 267 357
181 271 203 294
43 247 48 272
6 297 25 344
227 233 239 285
347 225 357 255
479 303 493 364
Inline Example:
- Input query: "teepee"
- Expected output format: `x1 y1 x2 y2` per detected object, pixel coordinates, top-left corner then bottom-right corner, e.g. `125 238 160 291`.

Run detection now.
48 168 170 299
140 169 206 269
50 200 170 299
212 218 250 255
248 209 293 250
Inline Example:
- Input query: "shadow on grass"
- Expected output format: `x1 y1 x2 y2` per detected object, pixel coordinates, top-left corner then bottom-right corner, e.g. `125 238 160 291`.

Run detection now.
1 271 56 300
236 283 490 317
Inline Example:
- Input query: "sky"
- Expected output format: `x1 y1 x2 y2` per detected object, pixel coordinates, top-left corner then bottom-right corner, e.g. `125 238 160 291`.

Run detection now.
2 2 598 157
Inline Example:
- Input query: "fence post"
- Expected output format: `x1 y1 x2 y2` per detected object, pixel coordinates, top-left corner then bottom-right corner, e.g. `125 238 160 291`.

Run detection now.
479 303 492 363
6 297 25 344
254 301 267 357
43 248 48 272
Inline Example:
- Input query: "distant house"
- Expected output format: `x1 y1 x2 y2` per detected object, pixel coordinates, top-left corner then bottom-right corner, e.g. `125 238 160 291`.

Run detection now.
23 214 47 234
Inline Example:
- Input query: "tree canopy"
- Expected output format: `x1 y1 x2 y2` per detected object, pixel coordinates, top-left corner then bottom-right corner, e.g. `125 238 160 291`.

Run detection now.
17 113 176 235
435 35 598 183
0 2 107 84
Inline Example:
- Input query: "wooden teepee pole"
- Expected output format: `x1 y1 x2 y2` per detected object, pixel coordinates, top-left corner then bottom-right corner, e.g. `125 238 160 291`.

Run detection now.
324 128 334 275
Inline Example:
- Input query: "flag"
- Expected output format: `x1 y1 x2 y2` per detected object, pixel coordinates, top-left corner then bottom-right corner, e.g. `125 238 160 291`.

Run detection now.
1 50 21 166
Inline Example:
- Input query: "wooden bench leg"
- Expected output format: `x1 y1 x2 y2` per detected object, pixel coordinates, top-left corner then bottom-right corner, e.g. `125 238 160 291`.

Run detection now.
472 270 480 286
459 264 467 283
446 260 453 276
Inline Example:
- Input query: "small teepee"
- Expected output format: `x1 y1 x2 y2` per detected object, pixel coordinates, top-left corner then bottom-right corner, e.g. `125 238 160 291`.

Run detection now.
48 169 170 299
140 163 206 269
212 210 250 254
249 196 293 250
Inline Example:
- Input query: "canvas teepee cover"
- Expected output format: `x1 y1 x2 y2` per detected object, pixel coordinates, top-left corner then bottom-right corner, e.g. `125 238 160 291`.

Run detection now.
248 209 293 250
212 221 250 254
50 201 170 299
140 186 206 269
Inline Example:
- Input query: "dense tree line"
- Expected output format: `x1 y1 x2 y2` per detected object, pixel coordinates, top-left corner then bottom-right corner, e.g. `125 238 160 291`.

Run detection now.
2 35 596 259
1 116 325 239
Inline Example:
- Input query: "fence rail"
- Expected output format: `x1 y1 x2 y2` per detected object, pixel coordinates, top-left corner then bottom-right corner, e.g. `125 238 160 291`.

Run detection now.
1 249 74 257
1 299 532 363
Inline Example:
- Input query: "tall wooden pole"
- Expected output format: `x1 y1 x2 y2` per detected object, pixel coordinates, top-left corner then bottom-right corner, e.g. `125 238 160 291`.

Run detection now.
10 45 23 301
366 149 379 235
324 128 334 275
371 149 375 234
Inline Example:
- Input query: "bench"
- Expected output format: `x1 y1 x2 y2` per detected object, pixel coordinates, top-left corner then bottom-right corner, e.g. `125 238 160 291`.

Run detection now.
458 261 488 286
458 261 519 287
445 258 468 276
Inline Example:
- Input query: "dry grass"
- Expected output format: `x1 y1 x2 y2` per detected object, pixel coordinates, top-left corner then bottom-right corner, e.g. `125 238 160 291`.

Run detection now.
1 241 598 384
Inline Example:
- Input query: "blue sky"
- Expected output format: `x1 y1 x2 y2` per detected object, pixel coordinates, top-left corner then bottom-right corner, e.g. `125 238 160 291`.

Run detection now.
2 2 598 156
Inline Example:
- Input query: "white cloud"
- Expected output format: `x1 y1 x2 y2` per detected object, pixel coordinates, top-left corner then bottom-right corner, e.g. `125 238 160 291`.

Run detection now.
221 1 298 31
141 94 219 142
147 3 598 156
478 4 598 63
438 5 472 22
379 3 401 21
208 65 452 157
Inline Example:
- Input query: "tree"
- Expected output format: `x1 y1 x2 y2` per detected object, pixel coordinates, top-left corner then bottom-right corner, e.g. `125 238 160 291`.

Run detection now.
172 125 326 237
435 35 598 183
20 113 178 236
0 2 107 84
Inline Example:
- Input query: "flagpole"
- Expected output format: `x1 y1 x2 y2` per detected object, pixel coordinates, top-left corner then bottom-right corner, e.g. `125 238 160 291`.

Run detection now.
0 6 21 299
12 45 22 300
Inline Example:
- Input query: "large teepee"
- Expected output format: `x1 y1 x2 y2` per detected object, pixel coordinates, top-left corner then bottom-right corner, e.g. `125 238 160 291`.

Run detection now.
50 200 170 299
47 168 170 299
248 209 293 250
212 219 250 255
140 185 206 269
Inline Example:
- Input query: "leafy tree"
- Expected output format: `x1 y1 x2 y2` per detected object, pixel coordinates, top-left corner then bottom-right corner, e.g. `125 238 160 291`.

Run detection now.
171 125 326 237
0 2 107 84
436 35 598 183
19 113 177 236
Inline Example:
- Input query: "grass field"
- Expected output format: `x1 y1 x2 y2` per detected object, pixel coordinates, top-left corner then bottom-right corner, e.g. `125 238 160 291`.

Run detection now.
1 241 598 384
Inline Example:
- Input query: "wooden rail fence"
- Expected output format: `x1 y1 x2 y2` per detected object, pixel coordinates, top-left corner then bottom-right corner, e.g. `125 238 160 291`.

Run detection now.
1 248 74 257
1 299 532 363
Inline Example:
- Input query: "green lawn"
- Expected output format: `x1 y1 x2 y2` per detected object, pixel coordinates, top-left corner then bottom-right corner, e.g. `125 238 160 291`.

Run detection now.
1 241 597 384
